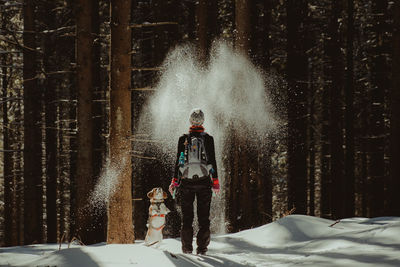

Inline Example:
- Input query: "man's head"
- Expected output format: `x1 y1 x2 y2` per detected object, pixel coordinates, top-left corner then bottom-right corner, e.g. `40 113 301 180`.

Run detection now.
189 108 204 126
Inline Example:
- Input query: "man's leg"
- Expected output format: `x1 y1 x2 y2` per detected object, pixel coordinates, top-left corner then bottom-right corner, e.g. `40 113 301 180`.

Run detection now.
196 187 212 254
180 188 195 253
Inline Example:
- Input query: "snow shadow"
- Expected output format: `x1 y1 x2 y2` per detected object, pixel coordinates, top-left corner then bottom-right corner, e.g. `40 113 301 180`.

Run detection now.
18 247 101 267
163 251 251 267
310 250 400 267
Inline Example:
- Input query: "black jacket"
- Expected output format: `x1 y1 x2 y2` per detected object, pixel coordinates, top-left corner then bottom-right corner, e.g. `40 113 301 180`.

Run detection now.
174 132 218 179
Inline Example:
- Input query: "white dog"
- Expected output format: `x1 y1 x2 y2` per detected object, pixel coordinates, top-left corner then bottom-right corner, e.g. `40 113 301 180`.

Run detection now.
144 187 170 246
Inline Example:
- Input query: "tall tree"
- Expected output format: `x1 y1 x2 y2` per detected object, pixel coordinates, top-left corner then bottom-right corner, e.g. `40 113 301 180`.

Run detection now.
368 0 387 217
23 0 43 244
235 0 251 53
234 0 253 229
390 0 400 216
286 0 308 214
43 0 58 243
344 0 355 218
107 0 134 243
75 0 95 243
197 0 217 60
327 0 345 219
91 0 107 243
2 43 18 246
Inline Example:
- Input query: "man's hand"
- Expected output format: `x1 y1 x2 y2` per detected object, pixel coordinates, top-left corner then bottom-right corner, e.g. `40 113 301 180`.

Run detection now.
169 177 179 196
211 177 220 196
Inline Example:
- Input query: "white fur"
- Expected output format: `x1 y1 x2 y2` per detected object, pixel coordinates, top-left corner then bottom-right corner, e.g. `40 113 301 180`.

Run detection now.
144 188 170 246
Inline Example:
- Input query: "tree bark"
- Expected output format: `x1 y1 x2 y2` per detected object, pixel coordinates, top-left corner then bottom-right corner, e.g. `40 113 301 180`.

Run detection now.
91 0 107 243
286 0 308 214
389 0 400 216
344 0 355 218
197 0 208 60
43 0 58 243
75 0 95 244
368 0 387 217
196 0 218 61
23 0 43 244
2 50 18 246
235 0 251 53
107 0 134 244
327 0 345 220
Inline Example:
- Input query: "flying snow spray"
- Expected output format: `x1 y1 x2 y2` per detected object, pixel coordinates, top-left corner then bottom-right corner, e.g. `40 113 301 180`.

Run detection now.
137 41 280 234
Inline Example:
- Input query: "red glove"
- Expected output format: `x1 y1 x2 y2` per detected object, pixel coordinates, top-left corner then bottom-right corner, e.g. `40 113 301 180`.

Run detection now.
211 177 220 195
169 177 179 196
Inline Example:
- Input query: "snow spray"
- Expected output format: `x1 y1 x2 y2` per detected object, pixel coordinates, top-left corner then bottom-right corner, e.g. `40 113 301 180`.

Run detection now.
137 41 280 234
89 156 128 213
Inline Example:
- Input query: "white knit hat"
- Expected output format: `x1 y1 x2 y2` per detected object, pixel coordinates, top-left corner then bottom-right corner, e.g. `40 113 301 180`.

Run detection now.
189 108 204 125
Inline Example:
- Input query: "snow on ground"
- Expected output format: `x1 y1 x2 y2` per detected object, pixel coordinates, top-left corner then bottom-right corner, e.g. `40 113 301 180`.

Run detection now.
1 215 400 267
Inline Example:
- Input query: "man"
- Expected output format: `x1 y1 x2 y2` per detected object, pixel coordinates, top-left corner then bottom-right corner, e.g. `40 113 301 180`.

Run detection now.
169 108 220 255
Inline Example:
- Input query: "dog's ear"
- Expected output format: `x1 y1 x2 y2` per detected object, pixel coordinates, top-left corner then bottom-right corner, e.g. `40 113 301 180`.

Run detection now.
147 189 155 199
163 191 168 199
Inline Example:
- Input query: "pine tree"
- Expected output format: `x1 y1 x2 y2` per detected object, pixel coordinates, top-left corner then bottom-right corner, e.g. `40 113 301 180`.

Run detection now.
286 0 308 214
390 0 400 216
107 0 134 244
23 0 43 244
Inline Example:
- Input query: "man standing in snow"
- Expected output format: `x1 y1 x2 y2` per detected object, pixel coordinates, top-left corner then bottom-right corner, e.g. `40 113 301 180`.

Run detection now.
169 108 220 255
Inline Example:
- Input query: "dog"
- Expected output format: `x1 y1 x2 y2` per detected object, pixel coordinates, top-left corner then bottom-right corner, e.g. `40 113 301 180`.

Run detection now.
144 187 170 246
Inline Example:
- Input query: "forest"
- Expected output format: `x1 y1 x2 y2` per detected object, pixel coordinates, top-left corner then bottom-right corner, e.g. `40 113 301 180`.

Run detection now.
1 0 399 248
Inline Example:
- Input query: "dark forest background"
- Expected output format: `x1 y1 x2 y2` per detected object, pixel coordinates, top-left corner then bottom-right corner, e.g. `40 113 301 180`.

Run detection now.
1 0 400 246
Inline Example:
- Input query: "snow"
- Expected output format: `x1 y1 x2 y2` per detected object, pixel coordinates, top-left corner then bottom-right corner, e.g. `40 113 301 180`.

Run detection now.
1 215 400 267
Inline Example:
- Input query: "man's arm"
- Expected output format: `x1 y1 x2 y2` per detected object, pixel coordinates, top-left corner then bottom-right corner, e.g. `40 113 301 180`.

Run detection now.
174 135 186 178
207 135 218 178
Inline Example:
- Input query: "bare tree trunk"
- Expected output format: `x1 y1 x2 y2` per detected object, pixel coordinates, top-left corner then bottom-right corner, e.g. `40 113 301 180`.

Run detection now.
327 0 345 220
234 0 253 229
197 0 207 60
308 65 316 216
286 0 308 214
15 86 24 245
43 0 58 242
344 0 355 218
196 0 218 61
75 0 95 244
368 0 387 217
2 51 18 246
23 0 43 244
235 0 251 53
389 0 400 216
107 0 134 244
91 0 107 243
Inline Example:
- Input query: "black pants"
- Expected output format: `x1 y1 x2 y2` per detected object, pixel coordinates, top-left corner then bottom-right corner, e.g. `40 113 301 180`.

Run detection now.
179 180 212 253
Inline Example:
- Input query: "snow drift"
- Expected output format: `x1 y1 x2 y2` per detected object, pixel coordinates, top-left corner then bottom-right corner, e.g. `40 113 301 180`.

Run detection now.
1 215 400 267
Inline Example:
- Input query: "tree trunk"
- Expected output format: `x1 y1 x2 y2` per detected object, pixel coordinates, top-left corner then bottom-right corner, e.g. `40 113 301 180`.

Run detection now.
197 0 208 60
91 0 107 243
75 0 95 244
2 51 18 246
328 0 345 220
368 0 387 217
389 0 400 216
235 0 251 53
15 85 24 245
286 0 308 214
107 0 134 244
234 0 254 229
308 67 316 217
344 0 355 218
23 0 43 244
43 0 58 243
196 0 218 61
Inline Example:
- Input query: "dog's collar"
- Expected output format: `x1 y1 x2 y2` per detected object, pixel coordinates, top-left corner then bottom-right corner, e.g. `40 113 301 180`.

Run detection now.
150 199 164 203
151 214 165 218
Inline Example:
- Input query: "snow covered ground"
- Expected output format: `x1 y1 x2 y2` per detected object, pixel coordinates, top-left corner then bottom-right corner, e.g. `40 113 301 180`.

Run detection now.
1 215 400 267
